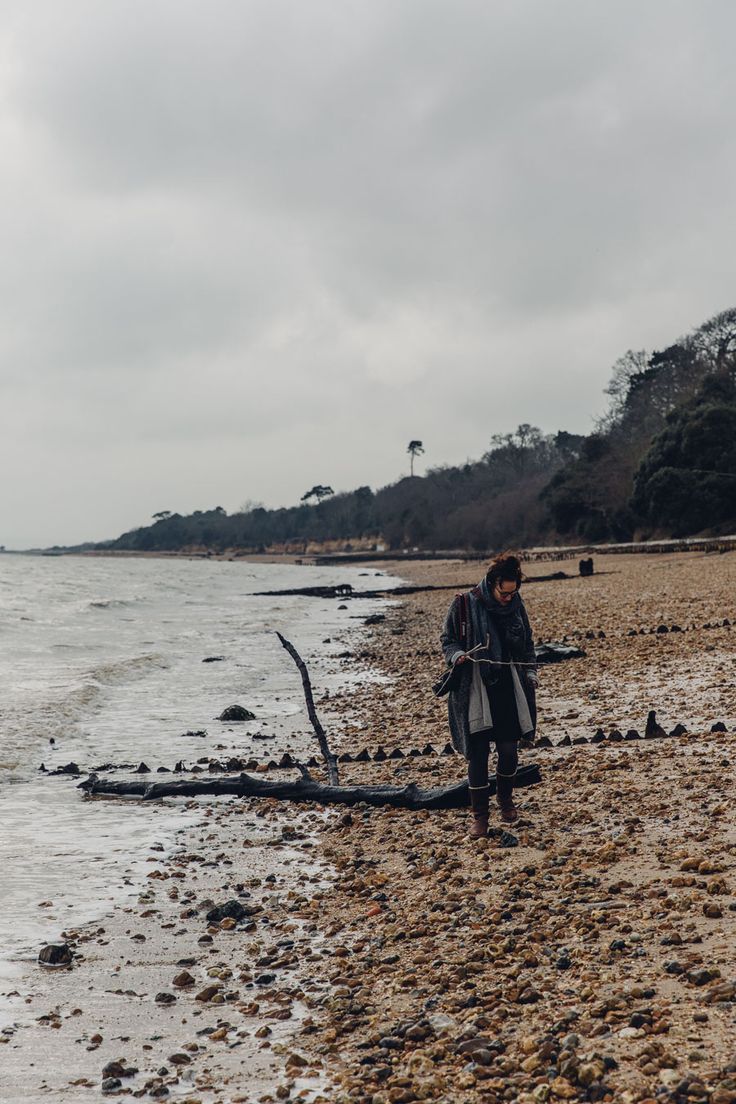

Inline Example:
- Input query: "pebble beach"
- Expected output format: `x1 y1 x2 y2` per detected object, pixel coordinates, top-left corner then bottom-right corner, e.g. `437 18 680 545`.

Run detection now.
3 549 736 1104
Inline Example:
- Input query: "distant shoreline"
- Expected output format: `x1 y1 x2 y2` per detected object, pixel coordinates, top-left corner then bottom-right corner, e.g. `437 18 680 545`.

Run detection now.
11 531 736 565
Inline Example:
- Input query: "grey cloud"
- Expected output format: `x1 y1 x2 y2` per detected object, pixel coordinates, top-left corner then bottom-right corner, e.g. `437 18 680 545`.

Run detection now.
1 0 736 546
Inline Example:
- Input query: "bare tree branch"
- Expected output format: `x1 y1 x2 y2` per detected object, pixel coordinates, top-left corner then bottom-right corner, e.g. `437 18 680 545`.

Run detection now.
276 632 340 784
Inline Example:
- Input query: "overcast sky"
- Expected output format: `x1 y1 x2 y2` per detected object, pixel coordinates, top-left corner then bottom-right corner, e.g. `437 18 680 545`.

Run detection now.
1 0 735 547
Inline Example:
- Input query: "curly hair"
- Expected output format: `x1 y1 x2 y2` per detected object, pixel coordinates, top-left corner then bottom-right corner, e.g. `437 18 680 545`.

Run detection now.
485 551 523 590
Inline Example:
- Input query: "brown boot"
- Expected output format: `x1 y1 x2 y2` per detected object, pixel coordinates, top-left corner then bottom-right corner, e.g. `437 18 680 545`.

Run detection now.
468 785 489 838
496 774 519 824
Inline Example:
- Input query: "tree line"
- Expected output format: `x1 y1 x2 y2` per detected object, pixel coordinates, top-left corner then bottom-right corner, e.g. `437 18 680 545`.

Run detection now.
96 306 736 555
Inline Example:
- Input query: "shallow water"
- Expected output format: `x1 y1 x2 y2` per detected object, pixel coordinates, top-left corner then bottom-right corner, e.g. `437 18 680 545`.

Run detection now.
0 554 397 976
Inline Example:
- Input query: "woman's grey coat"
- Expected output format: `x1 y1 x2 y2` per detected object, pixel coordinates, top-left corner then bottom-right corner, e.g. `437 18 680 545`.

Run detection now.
440 581 537 759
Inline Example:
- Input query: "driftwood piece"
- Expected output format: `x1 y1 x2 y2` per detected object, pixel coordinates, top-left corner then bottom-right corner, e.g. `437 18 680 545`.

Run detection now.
254 575 573 600
535 642 586 664
78 764 541 807
276 632 340 784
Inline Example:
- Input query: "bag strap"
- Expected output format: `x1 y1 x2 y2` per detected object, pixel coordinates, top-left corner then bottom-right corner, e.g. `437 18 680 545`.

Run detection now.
454 592 470 650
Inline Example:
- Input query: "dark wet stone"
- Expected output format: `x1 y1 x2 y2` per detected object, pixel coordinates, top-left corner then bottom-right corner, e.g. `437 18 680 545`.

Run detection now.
48 762 81 776
135 762 151 773
217 704 256 722
101 1078 122 1093
155 992 177 1004
456 1037 491 1056
168 1053 191 1065
102 1060 138 1079
255 973 276 985
202 656 224 662
38 943 73 968
206 899 248 924
378 1036 404 1050
687 969 717 986
711 721 727 733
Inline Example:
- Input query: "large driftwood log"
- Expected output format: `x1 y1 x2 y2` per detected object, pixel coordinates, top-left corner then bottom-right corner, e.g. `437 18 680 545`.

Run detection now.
254 574 573 599
78 764 541 807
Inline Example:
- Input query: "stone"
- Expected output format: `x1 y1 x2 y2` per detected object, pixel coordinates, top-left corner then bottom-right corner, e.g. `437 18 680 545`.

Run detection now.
217 704 256 722
659 1069 680 1088
172 970 195 988
206 900 248 924
687 969 717 986
102 1060 138 1079
550 1077 577 1099
702 980 736 1004
38 943 73 969
195 985 222 1002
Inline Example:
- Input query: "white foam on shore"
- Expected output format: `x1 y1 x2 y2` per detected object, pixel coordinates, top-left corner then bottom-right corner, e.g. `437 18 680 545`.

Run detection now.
0 554 402 990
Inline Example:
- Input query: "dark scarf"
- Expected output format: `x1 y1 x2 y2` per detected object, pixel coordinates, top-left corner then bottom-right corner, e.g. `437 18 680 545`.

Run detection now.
471 575 522 619
465 577 526 682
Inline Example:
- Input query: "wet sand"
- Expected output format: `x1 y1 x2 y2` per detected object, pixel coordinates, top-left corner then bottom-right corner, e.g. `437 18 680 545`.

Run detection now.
3 550 735 1103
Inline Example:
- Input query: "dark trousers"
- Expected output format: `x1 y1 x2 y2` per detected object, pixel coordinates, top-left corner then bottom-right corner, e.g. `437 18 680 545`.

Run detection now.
467 730 518 789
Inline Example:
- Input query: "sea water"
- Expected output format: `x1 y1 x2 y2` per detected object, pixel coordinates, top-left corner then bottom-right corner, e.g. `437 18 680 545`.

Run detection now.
0 554 397 986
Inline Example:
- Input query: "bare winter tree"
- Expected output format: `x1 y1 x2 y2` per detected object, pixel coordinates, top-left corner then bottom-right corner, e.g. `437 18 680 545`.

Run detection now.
599 349 649 429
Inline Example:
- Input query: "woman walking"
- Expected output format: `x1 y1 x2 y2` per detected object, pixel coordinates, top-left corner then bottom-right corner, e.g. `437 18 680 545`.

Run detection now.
440 552 538 838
